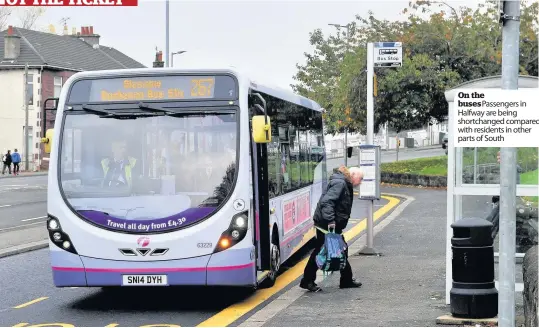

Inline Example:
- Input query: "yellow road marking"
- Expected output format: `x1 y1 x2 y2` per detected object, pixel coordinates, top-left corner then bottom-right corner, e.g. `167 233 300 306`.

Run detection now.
12 324 28 327
197 195 400 327
105 324 119 327
13 297 48 309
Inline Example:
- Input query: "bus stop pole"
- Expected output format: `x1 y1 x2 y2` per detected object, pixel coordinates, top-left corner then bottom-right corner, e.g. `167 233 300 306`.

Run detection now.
498 0 520 326
363 42 375 253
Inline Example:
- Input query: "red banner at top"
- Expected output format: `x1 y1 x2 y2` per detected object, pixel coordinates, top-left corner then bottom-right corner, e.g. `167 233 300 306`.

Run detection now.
0 0 138 6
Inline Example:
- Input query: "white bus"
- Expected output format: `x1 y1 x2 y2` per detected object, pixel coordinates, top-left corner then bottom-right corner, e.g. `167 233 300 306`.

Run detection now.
41 68 328 288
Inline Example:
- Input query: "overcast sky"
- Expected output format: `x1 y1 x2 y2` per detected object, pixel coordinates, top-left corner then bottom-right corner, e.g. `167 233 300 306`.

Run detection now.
7 0 488 90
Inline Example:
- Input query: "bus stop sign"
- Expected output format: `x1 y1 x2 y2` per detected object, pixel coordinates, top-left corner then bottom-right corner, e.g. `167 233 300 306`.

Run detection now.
373 42 402 67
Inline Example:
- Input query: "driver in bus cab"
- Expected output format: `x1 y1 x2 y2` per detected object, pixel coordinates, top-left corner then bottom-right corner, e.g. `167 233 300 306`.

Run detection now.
101 139 138 188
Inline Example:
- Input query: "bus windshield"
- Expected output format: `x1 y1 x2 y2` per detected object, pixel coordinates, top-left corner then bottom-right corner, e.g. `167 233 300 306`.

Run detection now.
59 108 238 233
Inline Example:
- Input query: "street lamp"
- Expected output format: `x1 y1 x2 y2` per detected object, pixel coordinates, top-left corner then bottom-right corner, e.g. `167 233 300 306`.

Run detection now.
165 0 170 67
171 51 187 67
328 23 350 43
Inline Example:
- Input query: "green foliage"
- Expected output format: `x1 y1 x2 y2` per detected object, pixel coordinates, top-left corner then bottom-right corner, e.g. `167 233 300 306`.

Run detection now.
292 0 539 135
381 156 447 176
382 148 538 179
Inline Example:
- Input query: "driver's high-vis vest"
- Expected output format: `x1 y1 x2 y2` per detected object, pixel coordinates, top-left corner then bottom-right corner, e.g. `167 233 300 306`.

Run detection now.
101 157 136 186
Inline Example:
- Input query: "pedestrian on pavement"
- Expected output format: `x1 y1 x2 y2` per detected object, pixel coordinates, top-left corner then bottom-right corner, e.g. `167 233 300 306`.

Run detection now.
11 149 21 175
2 150 12 175
300 165 364 292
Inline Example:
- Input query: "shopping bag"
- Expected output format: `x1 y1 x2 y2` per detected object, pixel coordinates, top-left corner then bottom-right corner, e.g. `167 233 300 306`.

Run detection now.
315 227 348 273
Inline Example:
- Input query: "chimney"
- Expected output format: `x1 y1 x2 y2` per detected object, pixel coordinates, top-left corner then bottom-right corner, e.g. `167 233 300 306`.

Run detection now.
3 26 21 60
77 26 100 47
153 50 164 68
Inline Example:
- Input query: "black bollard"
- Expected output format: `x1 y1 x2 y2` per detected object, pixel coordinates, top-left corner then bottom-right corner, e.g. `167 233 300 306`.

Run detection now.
450 217 498 319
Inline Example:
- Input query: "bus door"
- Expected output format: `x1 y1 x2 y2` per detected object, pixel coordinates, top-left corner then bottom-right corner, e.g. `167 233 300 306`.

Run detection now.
249 96 271 272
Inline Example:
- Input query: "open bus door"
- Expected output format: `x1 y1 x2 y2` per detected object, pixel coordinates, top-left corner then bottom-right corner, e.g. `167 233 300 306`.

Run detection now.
248 92 272 284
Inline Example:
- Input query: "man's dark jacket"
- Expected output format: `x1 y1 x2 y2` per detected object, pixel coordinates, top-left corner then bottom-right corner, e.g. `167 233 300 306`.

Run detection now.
313 170 354 234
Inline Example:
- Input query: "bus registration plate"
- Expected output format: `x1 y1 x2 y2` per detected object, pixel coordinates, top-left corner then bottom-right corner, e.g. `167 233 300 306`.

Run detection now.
122 275 168 286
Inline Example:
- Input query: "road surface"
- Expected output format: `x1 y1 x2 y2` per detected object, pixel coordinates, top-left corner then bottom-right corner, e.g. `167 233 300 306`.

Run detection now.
0 175 47 231
0 197 393 327
326 147 445 172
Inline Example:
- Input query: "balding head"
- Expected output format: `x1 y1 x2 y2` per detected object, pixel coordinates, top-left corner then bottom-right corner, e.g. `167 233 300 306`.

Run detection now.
348 166 364 187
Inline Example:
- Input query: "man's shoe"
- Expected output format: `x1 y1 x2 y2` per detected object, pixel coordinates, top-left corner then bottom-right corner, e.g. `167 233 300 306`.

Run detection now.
299 280 322 292
340 278 362 289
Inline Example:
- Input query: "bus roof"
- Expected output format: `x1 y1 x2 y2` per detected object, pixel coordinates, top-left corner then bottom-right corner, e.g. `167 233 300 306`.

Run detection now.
65 67 323 112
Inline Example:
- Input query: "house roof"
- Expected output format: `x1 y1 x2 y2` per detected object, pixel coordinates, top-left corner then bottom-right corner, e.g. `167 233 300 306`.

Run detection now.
0 27 146 71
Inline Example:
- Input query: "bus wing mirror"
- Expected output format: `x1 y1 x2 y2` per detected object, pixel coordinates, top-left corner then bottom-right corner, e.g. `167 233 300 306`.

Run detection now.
347 146 353 158
41 128 54 154
252 115 271 143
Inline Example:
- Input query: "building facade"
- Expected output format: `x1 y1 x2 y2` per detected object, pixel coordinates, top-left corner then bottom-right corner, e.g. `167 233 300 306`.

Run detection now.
0 25 146 171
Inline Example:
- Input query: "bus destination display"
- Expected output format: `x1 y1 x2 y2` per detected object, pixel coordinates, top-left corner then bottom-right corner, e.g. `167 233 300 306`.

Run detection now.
68 75 237 103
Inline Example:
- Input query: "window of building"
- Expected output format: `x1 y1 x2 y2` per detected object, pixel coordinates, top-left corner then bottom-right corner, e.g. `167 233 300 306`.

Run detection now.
24 126 33 161
26 74 34 106
54 76 63 98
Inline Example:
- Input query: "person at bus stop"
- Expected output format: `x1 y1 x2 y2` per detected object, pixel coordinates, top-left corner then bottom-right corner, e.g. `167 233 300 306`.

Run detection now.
101 140 137 188
300 165 364 292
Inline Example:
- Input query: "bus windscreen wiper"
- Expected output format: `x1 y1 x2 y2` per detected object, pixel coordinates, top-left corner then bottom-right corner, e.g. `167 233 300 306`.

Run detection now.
81 105 117 117
81 105 157 119
138 102 176 115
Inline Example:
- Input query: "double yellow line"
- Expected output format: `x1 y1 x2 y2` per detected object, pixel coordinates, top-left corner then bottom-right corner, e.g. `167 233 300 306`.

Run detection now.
198 195 400 327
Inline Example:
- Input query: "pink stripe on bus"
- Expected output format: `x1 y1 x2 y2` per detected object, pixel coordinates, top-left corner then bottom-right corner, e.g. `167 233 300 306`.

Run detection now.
51 262 254 273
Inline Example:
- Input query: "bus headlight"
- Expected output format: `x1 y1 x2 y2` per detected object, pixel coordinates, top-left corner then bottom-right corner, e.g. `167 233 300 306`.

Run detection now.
234 216 246 228
214 212 248 253
46 214 78 255
48 218 60 230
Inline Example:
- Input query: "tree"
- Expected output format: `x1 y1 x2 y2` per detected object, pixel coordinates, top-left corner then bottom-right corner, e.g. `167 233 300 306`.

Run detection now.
292 0 538 135
17 7 46 30
377 54 459 134
0 8 13 31
0 7 46 31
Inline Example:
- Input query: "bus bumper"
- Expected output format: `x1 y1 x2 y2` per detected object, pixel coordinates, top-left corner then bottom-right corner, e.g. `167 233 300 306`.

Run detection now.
50 246 256 287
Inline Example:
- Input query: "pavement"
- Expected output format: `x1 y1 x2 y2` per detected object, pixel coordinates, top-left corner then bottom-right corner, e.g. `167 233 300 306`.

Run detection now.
237 187 525 327
0 192 399 327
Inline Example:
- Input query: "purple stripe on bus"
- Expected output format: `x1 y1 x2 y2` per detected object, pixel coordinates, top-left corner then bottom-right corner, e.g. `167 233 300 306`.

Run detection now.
206 263 255 286
53 270 87 287
77 207 216 233
207 246 256 285
50 249 85 269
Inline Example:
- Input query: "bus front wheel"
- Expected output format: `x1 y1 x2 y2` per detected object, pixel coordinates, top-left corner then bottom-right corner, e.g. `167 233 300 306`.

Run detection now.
260 241 280 288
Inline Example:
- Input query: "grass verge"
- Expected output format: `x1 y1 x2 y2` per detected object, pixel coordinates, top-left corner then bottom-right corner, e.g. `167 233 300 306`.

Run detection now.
381 156 447 176
381 156 538 205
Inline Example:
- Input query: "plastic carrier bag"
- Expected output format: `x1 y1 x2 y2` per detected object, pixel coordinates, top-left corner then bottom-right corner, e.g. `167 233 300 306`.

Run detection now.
315 227 348 273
